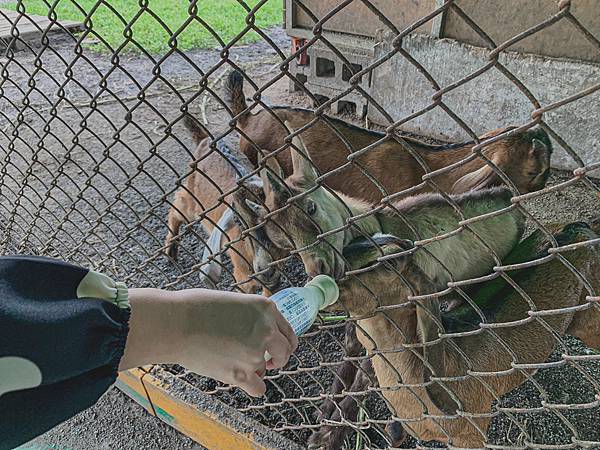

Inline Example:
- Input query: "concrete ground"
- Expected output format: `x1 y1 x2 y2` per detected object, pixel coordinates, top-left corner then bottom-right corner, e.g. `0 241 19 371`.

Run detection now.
18 388 205 450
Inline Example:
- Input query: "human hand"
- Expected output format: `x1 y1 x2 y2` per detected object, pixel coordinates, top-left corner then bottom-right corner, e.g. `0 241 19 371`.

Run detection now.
119 288 298 397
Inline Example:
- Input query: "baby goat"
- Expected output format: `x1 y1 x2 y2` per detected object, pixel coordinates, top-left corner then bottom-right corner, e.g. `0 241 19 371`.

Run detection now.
225 70 551 202
310 219 600 449
320 221 599 448
164 115 283 294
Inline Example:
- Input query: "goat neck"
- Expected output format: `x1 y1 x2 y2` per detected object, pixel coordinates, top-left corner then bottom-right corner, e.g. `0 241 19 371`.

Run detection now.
333 191 385 246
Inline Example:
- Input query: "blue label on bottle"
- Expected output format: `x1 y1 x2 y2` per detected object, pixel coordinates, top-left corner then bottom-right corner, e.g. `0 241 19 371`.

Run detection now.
270 290 314 336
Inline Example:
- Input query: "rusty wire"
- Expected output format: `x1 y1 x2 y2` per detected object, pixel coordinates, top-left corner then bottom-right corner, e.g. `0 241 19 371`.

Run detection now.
0 0 599 448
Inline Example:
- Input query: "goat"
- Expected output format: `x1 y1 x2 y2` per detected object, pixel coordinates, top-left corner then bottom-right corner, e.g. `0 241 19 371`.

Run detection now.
318 221 599 448
225 70 552 202
310 219 600 449
250 128 593 448
248 125 525 282
164 115 284 294
249 127 527 448
307 322 379 450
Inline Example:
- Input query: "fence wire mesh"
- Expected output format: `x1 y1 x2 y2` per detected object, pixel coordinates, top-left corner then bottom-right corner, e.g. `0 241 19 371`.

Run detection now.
1 0 599 448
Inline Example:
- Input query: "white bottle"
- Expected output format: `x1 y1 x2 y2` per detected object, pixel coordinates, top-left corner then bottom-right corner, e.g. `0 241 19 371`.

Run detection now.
270 275 340 336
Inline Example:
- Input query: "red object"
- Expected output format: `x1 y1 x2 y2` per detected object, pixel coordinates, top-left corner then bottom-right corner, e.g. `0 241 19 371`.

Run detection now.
291 37 309 65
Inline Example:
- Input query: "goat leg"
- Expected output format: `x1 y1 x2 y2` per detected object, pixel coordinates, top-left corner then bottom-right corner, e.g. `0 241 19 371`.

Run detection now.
309 323 373 449
313 323 362 423
308 358 374 449
385 421 408 447
164 209 184 260
164 189 192 260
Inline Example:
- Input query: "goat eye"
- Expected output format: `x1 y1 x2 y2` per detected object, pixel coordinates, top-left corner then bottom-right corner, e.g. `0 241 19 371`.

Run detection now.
307 199 317 216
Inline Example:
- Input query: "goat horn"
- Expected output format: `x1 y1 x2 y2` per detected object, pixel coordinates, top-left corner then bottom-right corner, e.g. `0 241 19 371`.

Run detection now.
531 138 547 154
244 199 264 217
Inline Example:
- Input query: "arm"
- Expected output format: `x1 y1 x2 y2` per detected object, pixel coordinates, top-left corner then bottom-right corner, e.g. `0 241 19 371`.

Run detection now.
120 287 298 396
0 256 296 450
0 256 130 450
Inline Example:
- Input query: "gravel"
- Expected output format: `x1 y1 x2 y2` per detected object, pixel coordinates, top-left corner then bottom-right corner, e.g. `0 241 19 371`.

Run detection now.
1 25 599 450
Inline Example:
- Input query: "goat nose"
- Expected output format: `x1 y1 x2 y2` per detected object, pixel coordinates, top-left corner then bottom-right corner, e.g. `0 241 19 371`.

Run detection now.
313 258 329 276
262 265 276 279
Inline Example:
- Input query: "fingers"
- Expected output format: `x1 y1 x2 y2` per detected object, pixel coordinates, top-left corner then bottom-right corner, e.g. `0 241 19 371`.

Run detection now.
256 366 266 378
233 366 267 397
264 328 293 370
271 302 299 352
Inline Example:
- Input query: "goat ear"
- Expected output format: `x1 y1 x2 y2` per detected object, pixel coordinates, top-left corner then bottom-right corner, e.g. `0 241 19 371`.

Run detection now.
200 208 237 288
284 121 319 184
530 138 550 164
259 153 289 199
531 138 546 154
451 164 499 194
244 199 266 218
478 126 516 140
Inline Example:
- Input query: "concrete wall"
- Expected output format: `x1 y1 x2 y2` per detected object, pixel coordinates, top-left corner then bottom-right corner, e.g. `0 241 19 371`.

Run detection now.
368 33 600 170
291 0 436 37
284 1 600 170
289 35 374 116
288 0 600 63
443 0 600 64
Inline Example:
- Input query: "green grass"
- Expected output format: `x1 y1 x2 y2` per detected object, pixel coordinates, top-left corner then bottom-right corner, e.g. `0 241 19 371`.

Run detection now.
5 0 282 54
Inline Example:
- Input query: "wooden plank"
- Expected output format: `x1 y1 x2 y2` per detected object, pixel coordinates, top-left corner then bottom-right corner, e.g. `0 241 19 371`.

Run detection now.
284 0 295 32
0 8 83 48
116 368 301 450
0 9 82 28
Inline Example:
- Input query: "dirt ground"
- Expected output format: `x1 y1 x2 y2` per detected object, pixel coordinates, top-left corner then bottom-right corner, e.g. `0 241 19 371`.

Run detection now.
2 26 600 450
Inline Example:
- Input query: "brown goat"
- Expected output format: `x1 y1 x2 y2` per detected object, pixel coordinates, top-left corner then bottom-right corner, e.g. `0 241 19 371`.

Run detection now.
224 70 552 202
321 222 599 448
311 220 600 449
251 126 525 282
540 218 600 351
164 115 284 294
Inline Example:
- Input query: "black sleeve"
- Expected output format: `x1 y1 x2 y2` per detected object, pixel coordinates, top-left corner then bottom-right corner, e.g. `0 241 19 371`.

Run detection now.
0 255 130 450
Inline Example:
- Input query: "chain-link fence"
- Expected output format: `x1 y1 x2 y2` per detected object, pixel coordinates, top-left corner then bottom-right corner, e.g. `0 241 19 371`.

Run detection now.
1 0 599 448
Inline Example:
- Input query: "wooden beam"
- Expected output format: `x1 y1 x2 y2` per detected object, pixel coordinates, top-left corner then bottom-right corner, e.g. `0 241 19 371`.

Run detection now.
116 368 301 450
284 0 296 33
0 8 84 51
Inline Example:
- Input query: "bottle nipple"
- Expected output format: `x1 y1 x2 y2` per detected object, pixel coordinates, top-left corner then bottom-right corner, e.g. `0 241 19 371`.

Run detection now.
306 275 339 309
